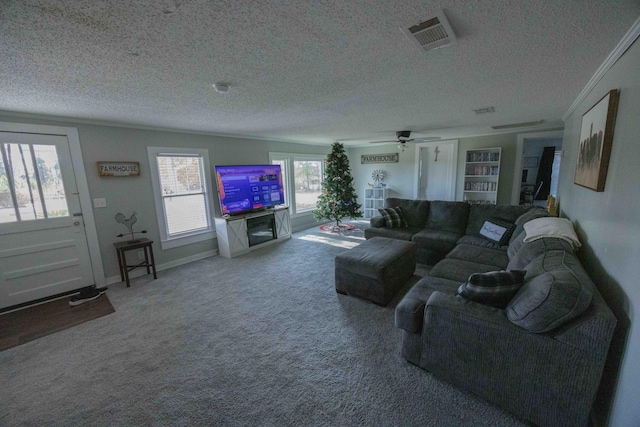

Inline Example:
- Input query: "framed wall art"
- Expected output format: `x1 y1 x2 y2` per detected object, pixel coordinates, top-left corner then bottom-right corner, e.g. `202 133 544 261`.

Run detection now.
574 89 619 192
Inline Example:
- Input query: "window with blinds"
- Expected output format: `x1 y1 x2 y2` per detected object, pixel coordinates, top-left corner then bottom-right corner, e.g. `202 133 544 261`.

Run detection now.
156 154 210 237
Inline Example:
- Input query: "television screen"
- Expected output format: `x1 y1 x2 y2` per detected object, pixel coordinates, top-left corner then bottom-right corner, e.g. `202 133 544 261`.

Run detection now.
214 164 285 215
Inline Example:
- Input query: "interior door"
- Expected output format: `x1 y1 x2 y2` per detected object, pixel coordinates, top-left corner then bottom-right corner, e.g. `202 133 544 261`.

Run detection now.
416 142 457 201
0 132 94 309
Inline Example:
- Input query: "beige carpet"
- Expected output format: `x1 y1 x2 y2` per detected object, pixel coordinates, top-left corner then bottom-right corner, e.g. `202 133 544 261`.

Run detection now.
0 221 525 426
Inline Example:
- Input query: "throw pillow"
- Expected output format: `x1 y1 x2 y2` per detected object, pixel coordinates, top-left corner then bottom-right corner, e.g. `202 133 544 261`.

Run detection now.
479 217 516 246
457 270 526 309
378 206 408 229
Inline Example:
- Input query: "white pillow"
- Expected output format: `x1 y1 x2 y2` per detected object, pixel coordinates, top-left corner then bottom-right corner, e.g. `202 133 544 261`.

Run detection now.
523 217 581 249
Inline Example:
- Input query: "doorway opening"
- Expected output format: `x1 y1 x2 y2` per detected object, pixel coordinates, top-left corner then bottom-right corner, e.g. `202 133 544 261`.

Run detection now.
413 140 458 201
512 130 563 206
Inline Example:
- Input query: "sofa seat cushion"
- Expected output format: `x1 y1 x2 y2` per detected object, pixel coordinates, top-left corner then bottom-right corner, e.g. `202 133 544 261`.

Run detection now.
446 244 509 269
364 226 421 241
412 229 461 253
395 276 460 333
507 237 575 271
506 250 594 333
429 258 499 283
457 235 505 250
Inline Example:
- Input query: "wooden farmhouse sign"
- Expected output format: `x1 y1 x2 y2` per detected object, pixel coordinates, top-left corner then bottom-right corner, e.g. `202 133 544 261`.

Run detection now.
97 162 140 177
360 153 399 164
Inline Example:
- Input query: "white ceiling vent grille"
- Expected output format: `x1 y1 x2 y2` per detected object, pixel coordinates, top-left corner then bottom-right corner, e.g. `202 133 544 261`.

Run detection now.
402 11 457 52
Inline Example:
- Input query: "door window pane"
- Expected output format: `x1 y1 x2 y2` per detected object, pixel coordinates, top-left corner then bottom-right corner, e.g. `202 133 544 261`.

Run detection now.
0 143 68 223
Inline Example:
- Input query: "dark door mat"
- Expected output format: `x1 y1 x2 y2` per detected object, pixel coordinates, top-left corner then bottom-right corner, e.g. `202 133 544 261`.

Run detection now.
0 294 115 351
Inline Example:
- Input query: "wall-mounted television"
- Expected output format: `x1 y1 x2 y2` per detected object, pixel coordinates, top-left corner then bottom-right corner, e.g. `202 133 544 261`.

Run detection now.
214 164 285 216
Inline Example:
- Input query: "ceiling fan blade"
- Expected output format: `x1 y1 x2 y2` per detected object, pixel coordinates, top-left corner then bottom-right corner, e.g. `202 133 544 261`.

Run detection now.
410 137 442 142
369 139 399 144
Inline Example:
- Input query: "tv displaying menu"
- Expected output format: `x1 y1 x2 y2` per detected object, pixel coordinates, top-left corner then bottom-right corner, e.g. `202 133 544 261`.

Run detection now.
214 164 285 215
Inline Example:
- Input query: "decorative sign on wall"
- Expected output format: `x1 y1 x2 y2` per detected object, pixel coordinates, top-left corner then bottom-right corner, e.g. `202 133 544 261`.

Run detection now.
361 153 399 164
97 162 140 177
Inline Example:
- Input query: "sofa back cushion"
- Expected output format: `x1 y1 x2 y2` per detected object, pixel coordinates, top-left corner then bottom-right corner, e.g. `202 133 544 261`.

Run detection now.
508 207 549 245
506 250 593 333
506 230 527 259
425 201 470 234
385 198 430 228
507 236 574 270
465 204 530 236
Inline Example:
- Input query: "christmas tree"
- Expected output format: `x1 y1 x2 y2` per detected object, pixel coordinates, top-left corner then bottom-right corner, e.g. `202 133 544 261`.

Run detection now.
313 142 362 229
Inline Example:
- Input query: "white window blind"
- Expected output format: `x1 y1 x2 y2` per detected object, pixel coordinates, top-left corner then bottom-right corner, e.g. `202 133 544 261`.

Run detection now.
156 154 209 237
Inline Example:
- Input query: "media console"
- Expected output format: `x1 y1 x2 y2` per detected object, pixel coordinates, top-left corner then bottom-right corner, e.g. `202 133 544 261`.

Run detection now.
214 206 291 258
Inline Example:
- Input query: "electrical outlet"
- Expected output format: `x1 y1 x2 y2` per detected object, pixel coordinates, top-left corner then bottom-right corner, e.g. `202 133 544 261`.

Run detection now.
137 250 144 260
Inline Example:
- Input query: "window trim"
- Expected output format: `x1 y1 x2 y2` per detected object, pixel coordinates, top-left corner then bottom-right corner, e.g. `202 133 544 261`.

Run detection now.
147 147 216 250
269 152 325 217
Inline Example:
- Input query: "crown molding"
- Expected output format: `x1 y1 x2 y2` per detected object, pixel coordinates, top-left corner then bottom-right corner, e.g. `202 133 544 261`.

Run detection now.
563 15 640 121
0 109 328 147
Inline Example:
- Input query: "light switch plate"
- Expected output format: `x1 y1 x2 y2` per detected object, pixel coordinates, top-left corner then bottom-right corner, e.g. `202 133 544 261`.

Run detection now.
93 198 107 208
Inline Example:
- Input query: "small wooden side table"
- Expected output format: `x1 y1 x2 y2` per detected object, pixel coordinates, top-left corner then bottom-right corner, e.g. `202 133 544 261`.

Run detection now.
114 238 157 287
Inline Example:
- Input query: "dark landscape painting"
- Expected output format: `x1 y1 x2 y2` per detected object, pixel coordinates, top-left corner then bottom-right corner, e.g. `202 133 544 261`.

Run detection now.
575 89 619 192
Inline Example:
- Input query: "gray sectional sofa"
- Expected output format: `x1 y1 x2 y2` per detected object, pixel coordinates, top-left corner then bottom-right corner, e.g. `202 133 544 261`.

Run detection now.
365 198 617 427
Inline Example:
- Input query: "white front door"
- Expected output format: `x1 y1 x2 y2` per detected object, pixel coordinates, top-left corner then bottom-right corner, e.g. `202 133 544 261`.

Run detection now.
0 132 94 309
415 140 458 201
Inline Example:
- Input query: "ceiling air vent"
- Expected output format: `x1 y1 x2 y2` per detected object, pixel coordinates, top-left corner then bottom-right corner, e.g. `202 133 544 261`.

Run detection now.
402 10 457 52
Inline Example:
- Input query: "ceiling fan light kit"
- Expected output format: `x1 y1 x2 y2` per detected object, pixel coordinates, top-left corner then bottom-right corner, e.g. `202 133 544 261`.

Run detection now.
370 130 441 151
213 83 230 94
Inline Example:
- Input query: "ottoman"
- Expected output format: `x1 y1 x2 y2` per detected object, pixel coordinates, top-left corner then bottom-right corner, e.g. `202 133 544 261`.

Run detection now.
335 236 417 306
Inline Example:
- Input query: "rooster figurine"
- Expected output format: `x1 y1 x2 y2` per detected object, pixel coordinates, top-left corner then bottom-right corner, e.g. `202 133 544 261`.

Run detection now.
115 211 146 242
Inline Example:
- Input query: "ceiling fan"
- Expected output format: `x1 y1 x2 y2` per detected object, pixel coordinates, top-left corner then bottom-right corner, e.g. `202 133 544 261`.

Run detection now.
370 130 441 151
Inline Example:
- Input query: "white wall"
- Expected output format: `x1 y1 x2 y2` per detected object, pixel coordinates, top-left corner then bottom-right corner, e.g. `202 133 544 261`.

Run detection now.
0 114 329 279
348 132 523 206
558 39 640 426
348 144 417 201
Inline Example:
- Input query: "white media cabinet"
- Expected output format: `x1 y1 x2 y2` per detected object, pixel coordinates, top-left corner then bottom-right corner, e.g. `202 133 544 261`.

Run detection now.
214 206 291 258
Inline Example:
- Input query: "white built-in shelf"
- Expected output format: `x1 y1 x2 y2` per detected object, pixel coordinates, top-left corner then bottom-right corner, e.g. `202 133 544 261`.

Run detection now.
363 187 388 219
463 148 501 204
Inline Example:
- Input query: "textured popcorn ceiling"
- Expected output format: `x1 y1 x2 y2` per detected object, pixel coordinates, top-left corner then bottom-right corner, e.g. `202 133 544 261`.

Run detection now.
1 0 638 146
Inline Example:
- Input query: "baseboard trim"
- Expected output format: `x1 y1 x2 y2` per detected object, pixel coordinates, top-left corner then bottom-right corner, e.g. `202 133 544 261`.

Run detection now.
105 250 218 285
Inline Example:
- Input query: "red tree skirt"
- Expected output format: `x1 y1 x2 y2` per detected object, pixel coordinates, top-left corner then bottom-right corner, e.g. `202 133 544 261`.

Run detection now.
319 223 356 233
